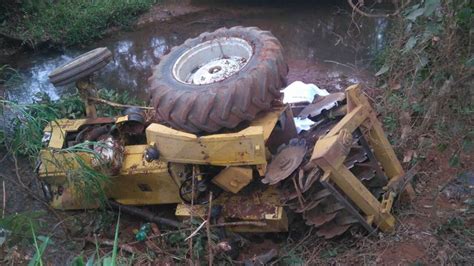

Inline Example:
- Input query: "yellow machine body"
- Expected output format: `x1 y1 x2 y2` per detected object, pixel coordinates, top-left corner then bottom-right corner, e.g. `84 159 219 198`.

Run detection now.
37 86 411 234
37 106 293 232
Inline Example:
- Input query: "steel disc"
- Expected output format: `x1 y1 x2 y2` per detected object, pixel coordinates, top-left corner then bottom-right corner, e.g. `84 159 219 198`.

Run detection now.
261 138 307 185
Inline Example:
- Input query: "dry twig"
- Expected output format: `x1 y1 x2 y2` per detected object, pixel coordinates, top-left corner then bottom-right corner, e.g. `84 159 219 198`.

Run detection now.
85 236 137 254
206 192 213 266
88 97 153 110
347 0 412 18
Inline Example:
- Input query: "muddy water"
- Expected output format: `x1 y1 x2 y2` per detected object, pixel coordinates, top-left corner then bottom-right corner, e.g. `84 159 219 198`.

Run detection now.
3 1 388 103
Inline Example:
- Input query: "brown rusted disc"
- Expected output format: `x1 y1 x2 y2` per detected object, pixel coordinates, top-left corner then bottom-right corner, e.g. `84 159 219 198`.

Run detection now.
262 139 307 185
317 223 352 239
298 92 346 119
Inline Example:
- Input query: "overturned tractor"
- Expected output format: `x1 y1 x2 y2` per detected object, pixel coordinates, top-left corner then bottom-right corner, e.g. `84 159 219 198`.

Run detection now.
39 27 413 239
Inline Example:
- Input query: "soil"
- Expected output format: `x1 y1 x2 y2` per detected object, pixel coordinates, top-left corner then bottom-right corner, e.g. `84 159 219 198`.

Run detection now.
1 1 473 265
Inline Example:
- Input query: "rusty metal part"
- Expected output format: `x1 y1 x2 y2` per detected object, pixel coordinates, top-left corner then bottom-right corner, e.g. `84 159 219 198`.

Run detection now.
316 223 352 239
304 208 338 227
176 186 288 233
116 108 146 135
351 166 376 182
319 178 375 235
266 107 298 154
281 123 389 238
353 128 388 185
298 92 346 119
261 139 307 185
244 248 278 266
298 167 322 193
344 147 367 169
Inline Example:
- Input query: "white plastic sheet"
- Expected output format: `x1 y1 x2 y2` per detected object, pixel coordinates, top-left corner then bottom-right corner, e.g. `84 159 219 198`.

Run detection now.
293 117 316 134
281 81 330 133
281 81 329 104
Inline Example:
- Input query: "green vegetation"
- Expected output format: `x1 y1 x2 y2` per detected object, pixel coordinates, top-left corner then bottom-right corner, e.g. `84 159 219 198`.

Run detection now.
375 0 473 153
0 0 157 46
1 88 144 159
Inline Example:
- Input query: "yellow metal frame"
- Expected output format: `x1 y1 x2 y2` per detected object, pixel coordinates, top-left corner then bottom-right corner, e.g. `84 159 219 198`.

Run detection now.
38 119 182 209
310 84 414 232
38 107 289 210
145 106 288 176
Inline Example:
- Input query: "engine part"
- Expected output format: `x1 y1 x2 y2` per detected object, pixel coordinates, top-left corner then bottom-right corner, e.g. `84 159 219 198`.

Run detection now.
149 26 287 133
144 145 160 162
179 172 222 205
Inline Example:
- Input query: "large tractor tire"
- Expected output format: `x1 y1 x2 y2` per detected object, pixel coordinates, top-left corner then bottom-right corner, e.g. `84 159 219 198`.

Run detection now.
149 26 288 133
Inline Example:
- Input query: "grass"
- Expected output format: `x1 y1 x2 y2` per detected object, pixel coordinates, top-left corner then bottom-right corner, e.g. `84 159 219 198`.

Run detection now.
42 141 113 208
435 216 474 263
1 87 144 159
29 221 52 266
0 0 157 47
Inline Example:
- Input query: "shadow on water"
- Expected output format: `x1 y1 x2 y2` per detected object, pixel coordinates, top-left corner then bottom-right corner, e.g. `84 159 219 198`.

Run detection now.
3 0 389 103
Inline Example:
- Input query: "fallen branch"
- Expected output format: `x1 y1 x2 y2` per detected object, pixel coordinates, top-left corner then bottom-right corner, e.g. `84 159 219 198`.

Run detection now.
387 162 419 203
206 192 213 266
107 200 182 228
347 0 411 18
184 220 207 241
88 97 153 110
212 221 267 227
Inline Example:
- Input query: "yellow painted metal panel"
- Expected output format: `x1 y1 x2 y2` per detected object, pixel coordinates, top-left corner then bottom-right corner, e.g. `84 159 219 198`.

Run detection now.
109 172 181 205
146 124 266 166
249 106 287 141
212 166 253 193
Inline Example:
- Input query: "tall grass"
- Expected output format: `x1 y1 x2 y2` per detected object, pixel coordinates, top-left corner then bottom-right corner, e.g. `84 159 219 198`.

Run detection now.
1 0 157 46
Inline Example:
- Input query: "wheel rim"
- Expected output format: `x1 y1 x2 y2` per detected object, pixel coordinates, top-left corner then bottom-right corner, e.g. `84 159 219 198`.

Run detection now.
172 37 253 85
